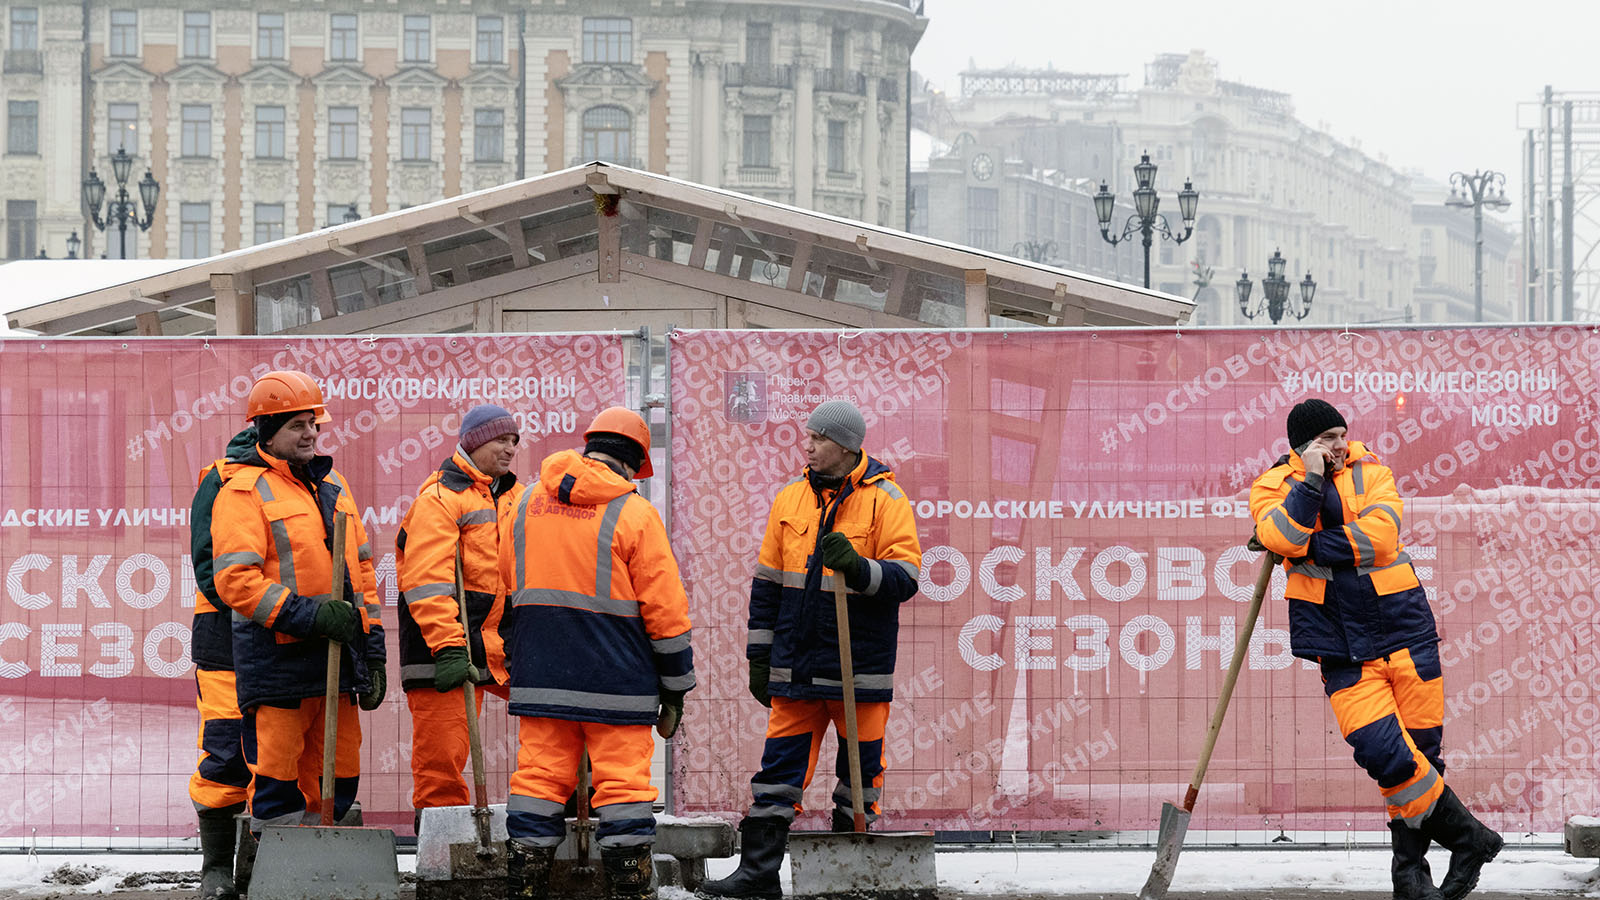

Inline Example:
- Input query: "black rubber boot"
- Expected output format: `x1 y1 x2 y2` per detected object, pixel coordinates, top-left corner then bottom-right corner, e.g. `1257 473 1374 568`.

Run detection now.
1422 786 1504 900
830 809 872 833
601 843 655 900
1389 818 1445 900
505 839 556 900
696 817 788 900
197 803 244 900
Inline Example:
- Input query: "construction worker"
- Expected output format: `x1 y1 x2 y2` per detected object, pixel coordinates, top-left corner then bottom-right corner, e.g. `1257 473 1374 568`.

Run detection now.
699 400 922 900
494 407 694 900
211 370 386 837
1250 398 1501 900
396 404 522 833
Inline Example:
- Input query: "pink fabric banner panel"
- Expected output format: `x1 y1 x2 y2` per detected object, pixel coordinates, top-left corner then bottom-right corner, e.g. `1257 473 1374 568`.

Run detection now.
667 327 1600 835
0 334 628 843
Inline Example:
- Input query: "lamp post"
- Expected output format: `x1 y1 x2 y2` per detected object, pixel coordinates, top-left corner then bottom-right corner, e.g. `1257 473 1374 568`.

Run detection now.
82 148 160 259
1444 169 1510 321
1237 248 1317 325
1093 151 1199 288
66 230 80 259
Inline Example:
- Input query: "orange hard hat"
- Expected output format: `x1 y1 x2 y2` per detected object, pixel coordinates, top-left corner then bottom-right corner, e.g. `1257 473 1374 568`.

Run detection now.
246 370 331 425
584 406 652 478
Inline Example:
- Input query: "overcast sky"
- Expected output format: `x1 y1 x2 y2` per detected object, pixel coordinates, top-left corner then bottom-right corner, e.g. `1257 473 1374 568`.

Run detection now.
911 0 1597 204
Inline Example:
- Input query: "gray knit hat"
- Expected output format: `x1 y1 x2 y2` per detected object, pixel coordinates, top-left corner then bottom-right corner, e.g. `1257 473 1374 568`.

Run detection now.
806 400 866 452
460 404 519 453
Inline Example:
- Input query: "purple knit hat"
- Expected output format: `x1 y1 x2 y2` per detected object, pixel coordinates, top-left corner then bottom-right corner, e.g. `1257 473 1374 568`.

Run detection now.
460 404 519 453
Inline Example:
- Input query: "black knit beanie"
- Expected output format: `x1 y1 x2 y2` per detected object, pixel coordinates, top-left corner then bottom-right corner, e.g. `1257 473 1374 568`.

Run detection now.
255 410 298 445
1286 398 1348 451
585 433 644 473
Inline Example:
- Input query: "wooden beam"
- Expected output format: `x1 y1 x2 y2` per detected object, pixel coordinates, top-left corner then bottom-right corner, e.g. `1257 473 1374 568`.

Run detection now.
212 272 256 335
785 242 813 292
622 253 925 329
687 217 714 270
883 266 914 318
503 218 532 269
310 269 337 320
964 269 988 328
135 312 163 336
597 205 621 283
405 243 434 294
713 229 736 276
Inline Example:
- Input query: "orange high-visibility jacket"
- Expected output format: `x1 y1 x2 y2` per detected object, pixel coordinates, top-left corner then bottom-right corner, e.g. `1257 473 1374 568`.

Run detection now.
212 447 384 709
395 448 520 691
493 449 694 725
190 426 259 671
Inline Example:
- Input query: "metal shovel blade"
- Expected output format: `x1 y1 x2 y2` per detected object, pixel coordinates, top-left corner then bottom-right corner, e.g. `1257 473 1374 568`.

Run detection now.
788 831 937 900
415 804 509 900
250 825 400 900
1137 801 1191 900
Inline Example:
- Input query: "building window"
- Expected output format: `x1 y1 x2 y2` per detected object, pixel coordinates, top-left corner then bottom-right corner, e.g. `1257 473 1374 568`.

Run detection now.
7 100 38 155
255 105 285 158
1160 239 1174 265
967 187 999 250
402 15 430 62
5 200 36 260
108 102 138 153
180 104 211 157
253 203 284 245
826 119 847 173
581 106 631 164
328 106 357 159
182 11 210 59
745 22 771 66
9 7 37 50
581 18 630 64
830 28 847 71
108 9 137 57
329 13 357 61
401 108 431 161
257 12 284 59
474 108 504 162
180 202 210 257
328 203 359 226
742 114 771 168
475 16 503 64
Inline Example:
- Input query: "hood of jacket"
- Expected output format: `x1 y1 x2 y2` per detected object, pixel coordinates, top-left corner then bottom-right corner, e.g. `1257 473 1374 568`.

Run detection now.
1276 440 1377 476
539 449 636 507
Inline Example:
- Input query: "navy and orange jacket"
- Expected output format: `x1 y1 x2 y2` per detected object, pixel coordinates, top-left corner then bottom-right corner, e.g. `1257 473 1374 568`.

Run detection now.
749 452 922 703
492 449 694 725
211 445 384 710
395 447 520 692
190 426 258 672
1249 440 1437 662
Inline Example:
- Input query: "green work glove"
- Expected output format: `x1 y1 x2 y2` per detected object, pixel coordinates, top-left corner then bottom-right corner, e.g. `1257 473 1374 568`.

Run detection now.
748 656 771 708
657 689 685 739
311 599 359 645
819 532 865 588
433 645 474 692
359 663 387 711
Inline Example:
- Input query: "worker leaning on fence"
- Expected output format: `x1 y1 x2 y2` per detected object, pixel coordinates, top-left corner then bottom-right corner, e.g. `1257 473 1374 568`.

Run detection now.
1250 398 1501 900
395 404 522 834
210 370 386 837
699 399 922 900
492 407 694 900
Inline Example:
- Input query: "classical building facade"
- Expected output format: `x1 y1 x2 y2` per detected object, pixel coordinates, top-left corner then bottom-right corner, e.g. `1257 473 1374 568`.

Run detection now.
0 0 924 261
1410 174 1516 323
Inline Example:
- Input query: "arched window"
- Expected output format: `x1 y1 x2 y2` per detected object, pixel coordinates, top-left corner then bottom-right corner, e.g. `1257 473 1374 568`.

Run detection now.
581 106 632 164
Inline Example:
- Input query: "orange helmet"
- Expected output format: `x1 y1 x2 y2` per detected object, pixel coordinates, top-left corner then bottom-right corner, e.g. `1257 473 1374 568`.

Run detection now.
246 370 331 425
584 406 652 478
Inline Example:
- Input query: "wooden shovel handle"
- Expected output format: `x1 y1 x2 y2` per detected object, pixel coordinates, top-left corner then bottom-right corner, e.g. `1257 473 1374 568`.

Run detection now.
456 552 488 811
833 578 867 833
321 511 348 826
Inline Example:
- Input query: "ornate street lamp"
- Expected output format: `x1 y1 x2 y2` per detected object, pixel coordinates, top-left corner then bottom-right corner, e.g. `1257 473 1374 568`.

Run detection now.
66 230 81 259
1237 248 1317 325
1094 151 1198 288
82 148 160 259
1444 169 1511 321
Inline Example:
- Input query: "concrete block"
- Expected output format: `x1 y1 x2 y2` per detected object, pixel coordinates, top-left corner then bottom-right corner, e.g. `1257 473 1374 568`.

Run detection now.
1565 816 1600 857
654 821 735 859
789 831 936 900
415 804 509 883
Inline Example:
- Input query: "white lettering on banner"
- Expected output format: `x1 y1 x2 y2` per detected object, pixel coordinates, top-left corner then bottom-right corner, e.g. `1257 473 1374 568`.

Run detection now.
0 508 93 528
912 498 1248 521
1282 368 1560 396
322 374 579 402
1014 616 1056 670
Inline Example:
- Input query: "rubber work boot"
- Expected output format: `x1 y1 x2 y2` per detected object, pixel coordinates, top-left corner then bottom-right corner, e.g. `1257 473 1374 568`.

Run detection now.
233 820 257 898
505 838 556 900
601 843 656 900
197 803 244 900
1388 818 1445 900
1421 785 1504 900
696 816 788 900
830 809 864 833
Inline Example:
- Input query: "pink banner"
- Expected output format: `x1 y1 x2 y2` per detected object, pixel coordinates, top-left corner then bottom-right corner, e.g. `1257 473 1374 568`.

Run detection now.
0 334 629 841
668 327 1600 834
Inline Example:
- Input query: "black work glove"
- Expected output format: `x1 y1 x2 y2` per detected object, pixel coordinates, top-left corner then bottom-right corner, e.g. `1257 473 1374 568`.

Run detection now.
433 645 474 692
359 663 387 711
657 689 685 739
820 532 868 590
748 656 772 708
311 599 359 645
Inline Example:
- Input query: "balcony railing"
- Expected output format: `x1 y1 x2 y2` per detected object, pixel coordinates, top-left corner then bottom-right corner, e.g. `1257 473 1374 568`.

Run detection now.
571 156 645 169
3 49 42 74
725 62 794 89
814 68 865 95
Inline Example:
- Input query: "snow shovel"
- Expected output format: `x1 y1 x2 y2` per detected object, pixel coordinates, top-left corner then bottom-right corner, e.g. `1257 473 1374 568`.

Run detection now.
1137 542 1280 900
251 511 401 900
787 575 936 900
549 751 605 898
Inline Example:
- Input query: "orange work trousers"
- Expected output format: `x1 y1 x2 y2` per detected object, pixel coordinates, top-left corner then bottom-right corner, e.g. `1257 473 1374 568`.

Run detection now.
406 684 506 808
188 669 252 812
506 717 656 848
746 697 889 826
1322 643 1446 827
242 695 362 831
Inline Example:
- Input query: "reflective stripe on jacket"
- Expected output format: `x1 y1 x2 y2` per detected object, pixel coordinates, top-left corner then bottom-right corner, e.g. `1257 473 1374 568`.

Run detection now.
395 447 519 691
1249 441 1437 662
190 427 259 671
749 452 922 703
211 446 384 709
493 449 694 726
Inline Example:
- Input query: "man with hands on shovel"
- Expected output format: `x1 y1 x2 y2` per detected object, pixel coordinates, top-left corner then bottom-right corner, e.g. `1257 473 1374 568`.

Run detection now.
210 371 386 839
699 400 922 900
494 407 694 900
395 404 522 836
1250 398 1500 900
